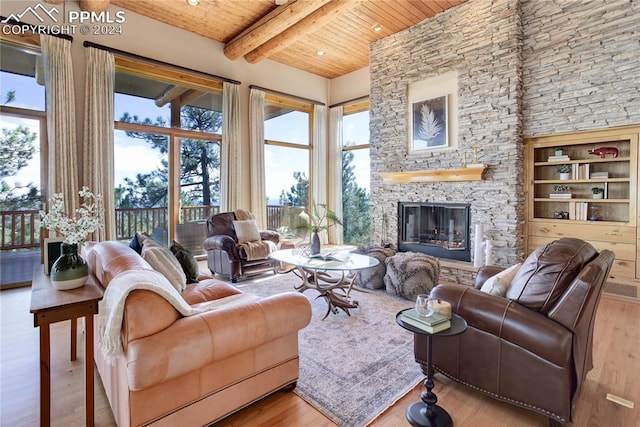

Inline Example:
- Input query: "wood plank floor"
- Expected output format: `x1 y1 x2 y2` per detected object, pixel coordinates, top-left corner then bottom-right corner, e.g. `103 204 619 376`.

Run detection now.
0 287 638 427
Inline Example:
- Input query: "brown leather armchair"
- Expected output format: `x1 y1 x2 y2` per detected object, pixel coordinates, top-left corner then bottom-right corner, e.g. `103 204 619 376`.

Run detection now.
415 238 614 425
203 211 280 282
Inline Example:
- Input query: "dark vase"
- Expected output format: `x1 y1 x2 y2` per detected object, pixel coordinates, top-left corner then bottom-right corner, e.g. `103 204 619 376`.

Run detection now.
50 243 88 290
310 231 321 255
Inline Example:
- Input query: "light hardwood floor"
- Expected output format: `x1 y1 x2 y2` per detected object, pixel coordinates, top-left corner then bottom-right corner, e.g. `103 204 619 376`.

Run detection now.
1 287 638 427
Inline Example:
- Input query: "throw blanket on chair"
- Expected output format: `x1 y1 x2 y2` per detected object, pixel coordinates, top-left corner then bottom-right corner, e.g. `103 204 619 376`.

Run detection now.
239 240 277 261
99 269 258 363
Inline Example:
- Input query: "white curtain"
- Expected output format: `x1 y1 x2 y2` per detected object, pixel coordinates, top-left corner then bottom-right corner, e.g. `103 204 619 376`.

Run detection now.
312 104 329 243
328 106 344 245
248 88 267 229
83 46 115 241
220 82 241 212
41 35 79 214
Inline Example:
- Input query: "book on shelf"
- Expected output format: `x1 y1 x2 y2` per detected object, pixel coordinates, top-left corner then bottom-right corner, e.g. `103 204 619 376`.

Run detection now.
549 193 573 198
548 155 571 162
590 171 609 179
569 202 589 221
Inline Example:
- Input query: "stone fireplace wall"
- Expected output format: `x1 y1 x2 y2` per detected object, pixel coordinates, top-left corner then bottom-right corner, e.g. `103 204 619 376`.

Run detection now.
369 0 524 266
369 0 639 267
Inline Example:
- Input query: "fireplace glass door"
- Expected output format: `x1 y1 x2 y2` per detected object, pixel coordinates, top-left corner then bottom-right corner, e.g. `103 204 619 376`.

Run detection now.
398 202 470 262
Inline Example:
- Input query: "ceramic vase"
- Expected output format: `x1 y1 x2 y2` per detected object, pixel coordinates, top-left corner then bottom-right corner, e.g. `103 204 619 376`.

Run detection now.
559 172 570 181
310 231 321 255
50 243 88 290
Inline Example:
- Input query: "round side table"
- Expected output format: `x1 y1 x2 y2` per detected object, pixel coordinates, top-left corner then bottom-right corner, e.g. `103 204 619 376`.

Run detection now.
396 309 468 427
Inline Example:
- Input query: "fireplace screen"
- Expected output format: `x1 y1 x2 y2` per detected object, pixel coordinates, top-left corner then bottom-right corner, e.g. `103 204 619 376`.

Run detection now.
398 202 470 262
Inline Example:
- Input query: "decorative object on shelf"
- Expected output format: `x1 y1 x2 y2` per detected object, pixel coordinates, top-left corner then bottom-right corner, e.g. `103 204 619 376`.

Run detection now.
554 211 570 220
591 187 605 199
473 223 485 268
557 164 572 180
295 203 342 255
587 146 618 158
589 205 599 221
555 147 563 156
554 184 569 193
40 187 104 290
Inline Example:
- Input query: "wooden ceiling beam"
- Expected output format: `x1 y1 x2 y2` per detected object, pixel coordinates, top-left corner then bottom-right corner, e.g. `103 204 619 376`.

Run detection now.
223 0 330 61
155 85 190 107
244 0 360 64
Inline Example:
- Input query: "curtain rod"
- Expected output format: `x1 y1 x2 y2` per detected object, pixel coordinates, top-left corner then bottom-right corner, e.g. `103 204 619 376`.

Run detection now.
249 85 325 106
83 41 241 85
329 95 369 109
1 17 73 41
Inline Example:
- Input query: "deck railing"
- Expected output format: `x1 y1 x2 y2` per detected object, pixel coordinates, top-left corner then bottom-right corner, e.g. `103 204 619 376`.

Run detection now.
1 205 291 250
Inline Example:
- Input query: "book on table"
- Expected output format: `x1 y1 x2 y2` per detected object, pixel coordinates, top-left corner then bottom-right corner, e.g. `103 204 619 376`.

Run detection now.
401 308 451 333
309 251 349 262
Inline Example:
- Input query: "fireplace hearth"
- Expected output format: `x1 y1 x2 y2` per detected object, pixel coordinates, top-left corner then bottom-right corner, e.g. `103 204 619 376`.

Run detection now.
398 202 471 262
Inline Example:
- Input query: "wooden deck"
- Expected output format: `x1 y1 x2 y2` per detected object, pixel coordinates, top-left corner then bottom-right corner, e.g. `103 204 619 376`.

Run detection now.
0 249 40 289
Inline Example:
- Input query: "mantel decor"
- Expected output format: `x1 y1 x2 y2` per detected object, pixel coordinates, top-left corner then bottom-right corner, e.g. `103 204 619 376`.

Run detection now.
40 187 104 290
380 165 487 183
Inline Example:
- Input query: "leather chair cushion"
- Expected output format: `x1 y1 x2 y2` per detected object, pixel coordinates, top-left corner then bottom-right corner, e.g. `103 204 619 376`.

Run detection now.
506 237 597 313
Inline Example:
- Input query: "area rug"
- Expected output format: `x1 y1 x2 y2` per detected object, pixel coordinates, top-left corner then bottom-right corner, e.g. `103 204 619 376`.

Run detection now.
235 272 424 427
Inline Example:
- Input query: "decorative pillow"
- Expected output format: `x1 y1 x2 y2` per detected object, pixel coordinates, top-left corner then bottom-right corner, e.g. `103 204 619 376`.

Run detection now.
170 240 199 284
141 239 186 292
129 232 151 254
233 219 261 243
480 263 522 297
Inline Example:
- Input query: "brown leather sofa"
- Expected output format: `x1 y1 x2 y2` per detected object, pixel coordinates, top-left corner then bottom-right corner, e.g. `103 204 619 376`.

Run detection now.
87 241 311 427
204 211 280 282
415 238 614 425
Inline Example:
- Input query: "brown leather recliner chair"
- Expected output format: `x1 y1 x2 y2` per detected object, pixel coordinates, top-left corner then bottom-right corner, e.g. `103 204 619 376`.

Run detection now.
203 211 280 282
415 238 614 426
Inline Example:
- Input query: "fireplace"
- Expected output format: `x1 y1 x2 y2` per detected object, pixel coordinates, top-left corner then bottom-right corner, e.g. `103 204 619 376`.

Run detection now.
398 202 471 262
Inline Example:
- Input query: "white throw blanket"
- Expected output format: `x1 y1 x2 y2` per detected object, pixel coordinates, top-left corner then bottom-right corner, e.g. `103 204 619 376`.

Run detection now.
99 269 258 363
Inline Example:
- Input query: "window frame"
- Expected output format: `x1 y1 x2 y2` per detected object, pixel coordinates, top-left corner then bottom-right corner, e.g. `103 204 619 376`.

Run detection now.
113 56 224 243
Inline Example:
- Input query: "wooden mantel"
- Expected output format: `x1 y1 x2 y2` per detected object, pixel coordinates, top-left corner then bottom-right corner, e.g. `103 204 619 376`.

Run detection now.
380 165 487 183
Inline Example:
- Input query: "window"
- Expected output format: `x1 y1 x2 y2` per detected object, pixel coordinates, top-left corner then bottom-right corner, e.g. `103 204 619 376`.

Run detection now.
263 95 313 233
113 64 223 252
0 40 47 285
341 102 370 245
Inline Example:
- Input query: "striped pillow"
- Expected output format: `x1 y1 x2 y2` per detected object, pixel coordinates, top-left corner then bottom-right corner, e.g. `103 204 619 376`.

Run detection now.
141 241 187 292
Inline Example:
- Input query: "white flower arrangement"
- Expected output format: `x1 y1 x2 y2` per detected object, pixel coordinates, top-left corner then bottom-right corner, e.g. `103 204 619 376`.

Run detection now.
40 187 105 245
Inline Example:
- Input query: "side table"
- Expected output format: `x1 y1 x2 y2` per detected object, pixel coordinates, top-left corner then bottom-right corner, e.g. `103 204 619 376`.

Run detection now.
396 309 467 427
30 265 104 427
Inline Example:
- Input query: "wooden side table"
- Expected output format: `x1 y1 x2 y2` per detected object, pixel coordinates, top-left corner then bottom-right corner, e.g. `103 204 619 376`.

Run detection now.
30 265 104 427
396 310 468 427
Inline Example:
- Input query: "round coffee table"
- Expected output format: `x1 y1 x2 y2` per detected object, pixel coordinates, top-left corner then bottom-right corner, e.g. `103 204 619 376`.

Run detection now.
271 248 379 319
396 309 468 427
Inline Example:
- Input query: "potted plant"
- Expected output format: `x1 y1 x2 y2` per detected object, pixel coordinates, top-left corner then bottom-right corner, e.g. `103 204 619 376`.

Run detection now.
557 164 572 180
555 147 563 156
591 187 604 199
296 203 342 255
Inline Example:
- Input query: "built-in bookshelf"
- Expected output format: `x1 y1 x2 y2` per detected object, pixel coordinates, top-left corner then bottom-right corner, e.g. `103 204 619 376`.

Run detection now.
524 125 639 302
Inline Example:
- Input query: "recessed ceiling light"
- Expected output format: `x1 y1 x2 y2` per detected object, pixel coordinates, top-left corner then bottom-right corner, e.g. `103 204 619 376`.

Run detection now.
317 50 325 56
186 0 199 5
372 24 382 32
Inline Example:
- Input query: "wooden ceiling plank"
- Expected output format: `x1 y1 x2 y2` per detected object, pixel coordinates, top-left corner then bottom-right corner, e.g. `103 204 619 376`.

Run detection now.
244 0 360 64
223 0 330 61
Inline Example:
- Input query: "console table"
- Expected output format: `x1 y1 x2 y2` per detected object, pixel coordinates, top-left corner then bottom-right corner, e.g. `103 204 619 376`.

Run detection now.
396 310 467 427
30 265 103 427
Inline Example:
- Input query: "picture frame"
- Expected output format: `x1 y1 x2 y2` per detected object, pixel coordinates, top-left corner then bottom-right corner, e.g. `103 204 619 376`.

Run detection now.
407 71 459 154
410 95 448 150
44 237 64 275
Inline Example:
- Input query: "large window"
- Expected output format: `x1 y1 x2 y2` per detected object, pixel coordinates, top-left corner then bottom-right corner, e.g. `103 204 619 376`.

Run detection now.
263 96 313 234
0 41 46 286
341 102 370 245
113 66 223 253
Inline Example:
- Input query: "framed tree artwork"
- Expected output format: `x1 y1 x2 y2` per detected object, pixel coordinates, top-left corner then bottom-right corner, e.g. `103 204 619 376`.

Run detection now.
408 71 458 154
411 95 448 149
